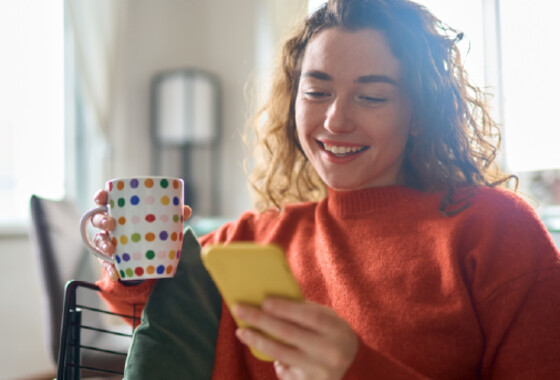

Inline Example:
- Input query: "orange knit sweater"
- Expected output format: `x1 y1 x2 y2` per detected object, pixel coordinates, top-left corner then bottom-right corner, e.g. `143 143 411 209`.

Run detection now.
97 186 560 379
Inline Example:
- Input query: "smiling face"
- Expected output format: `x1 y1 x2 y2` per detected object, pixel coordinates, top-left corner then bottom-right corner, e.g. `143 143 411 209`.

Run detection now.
295 28 413 191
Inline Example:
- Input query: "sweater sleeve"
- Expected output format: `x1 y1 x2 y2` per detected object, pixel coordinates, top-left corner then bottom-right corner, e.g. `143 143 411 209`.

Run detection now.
478 267 560 379
95 215 256 327
464 188 560 378
95 269 157 327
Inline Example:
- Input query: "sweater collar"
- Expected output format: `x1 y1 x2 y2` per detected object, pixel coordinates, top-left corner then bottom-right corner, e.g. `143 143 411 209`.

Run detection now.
326 186 419 217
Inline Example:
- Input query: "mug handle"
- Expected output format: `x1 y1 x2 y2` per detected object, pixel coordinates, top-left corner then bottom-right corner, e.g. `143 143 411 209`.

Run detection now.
79 205 116 265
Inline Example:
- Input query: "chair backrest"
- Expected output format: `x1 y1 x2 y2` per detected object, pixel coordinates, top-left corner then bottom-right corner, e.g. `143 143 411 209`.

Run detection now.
29 195 99 363
57 280 136 380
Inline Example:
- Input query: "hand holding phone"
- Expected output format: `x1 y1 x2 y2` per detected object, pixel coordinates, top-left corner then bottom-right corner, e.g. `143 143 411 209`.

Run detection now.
201 243 304 361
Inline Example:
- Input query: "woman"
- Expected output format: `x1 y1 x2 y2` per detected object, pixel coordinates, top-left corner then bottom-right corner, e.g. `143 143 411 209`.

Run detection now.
91 0 560 378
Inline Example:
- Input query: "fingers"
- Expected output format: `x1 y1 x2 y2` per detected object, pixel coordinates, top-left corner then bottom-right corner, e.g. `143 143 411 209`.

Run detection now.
235 327 309 368
262 298 340 333
92 188 118 281
100 260 119 281
91 213 116 231
93 230 116 255
184 205 192 221
94 231 117 281
234 304 323 362
94 189 108 206
234 300 359 378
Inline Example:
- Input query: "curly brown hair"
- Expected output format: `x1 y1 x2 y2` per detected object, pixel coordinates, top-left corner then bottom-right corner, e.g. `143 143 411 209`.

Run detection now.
247 0 515 213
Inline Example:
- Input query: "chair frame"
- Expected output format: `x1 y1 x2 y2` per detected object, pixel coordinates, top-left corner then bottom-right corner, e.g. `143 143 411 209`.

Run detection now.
57 280 138 380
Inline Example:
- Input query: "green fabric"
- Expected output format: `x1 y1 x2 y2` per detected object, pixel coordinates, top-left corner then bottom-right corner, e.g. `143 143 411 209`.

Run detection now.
124 227 222 379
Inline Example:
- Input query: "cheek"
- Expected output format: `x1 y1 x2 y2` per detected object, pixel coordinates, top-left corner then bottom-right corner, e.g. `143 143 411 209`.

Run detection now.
295 100 313 140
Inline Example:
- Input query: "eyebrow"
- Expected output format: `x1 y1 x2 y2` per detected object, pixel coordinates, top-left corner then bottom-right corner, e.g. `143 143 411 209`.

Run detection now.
301 70 398 86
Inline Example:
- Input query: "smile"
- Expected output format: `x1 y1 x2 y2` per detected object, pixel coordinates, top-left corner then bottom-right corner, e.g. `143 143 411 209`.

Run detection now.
320 142 369 157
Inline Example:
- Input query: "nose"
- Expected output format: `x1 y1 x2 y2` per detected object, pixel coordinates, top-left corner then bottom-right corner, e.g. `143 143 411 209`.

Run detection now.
324 98 354 134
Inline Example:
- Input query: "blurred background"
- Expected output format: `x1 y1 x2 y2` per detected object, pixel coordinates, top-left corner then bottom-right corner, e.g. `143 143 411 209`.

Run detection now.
1 0 559 378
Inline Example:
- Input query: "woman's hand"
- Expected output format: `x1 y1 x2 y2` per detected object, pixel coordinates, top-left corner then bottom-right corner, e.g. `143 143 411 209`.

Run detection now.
233 298 358 380
90 189 192 281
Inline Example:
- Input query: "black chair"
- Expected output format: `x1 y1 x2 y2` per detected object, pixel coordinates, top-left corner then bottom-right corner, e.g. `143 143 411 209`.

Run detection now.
57 280 137 379
29 195 133 378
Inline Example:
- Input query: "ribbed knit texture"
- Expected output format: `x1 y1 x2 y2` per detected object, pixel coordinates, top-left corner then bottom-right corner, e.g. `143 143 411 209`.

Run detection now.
98 186 560 379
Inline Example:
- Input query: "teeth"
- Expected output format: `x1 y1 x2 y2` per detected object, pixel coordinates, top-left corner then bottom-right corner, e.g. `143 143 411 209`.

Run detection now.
323 144 366 155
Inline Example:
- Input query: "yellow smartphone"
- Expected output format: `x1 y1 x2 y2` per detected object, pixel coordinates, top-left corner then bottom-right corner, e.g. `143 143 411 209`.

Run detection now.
200 242 304 361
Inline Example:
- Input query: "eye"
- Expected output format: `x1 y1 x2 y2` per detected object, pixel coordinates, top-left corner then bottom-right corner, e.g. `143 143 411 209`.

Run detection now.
304 91 331 99
359 95 387 104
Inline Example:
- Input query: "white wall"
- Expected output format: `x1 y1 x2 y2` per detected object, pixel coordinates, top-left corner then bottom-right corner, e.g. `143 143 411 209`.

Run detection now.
112 0 259 218
0 234 56 379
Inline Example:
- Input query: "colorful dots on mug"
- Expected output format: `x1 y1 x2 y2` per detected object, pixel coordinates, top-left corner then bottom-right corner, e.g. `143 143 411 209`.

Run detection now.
97 177 183 280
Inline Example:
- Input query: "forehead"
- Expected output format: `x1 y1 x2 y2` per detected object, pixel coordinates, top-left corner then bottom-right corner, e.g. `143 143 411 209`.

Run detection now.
300 28 402 82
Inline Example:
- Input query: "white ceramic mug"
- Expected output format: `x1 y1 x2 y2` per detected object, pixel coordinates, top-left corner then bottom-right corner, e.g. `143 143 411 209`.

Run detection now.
80 176 185 280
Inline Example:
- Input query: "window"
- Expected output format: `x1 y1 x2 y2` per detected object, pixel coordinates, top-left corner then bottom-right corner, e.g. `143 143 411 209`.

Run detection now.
0 0 65 227
500 0 560 172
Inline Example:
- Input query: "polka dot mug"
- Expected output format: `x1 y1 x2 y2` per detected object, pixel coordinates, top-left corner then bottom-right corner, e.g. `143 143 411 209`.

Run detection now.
80 177 185 280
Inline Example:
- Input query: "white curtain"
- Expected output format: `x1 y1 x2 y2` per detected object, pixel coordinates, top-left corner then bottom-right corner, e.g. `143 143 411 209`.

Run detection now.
65 0 129 207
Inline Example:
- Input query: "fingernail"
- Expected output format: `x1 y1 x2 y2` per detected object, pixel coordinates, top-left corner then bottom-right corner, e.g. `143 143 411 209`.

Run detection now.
101 218 108 228
102 243 109 252
235 328 246 341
